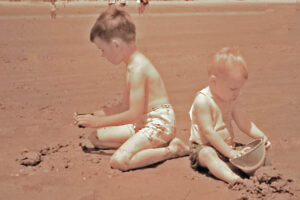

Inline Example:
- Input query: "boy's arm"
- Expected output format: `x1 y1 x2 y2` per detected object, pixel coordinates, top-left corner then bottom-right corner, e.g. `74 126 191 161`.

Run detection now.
194 95 240 158
233 101 271 148
76 66 145 128
101 101 125 116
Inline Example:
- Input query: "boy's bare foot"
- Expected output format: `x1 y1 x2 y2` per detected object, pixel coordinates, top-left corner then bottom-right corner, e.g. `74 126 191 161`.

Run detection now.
168 138 190 158
79 139 99 153
79 139 114 153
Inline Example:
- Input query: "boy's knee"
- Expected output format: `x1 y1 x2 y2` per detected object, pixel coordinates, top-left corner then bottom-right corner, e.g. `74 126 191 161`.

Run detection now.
110 151 130 171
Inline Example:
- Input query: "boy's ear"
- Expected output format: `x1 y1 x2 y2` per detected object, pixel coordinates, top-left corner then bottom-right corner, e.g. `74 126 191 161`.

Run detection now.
111 39 120 49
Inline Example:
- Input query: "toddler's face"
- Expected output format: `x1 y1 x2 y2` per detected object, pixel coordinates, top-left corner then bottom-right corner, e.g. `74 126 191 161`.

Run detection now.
93 37 123 65
213 73 246 101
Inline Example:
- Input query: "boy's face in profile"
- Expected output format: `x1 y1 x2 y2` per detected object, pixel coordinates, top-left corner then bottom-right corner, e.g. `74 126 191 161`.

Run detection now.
211 69 247 101
93 36 123 65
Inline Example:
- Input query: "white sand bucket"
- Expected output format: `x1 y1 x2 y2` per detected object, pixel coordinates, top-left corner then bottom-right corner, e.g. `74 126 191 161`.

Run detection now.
230 139 266 175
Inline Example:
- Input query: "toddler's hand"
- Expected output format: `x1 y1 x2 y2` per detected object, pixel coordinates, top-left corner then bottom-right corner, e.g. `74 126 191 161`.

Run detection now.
262 136 271 150
241 146 252 154
229 149 244 159
265 140 271 150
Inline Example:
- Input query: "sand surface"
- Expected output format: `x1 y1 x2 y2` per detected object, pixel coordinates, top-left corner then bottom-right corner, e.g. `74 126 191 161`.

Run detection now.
0 1 300 200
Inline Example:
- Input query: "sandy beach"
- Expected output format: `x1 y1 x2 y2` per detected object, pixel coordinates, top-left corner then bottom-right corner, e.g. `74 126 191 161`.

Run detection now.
0 1 299 199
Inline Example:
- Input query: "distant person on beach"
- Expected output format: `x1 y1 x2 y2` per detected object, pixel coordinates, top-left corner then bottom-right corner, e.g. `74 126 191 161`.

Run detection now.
138 0 149 15
188 47 271 184
108 0 126 8
74 7 189 171
50 0 56 19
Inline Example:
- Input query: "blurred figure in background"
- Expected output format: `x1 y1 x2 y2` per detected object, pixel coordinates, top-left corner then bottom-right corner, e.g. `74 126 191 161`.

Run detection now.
108 0 127 8
138 0 149 15
50 0 56 19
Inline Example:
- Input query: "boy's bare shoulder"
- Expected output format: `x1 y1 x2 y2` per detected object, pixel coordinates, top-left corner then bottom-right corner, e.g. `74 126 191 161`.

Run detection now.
129 52 151 68
128 52 157 77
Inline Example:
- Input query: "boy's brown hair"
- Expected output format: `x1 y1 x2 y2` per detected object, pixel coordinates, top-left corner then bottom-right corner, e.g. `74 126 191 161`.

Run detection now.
90 7 136 43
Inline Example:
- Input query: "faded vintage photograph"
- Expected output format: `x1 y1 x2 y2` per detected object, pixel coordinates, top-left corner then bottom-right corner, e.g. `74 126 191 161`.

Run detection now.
0 0 299 199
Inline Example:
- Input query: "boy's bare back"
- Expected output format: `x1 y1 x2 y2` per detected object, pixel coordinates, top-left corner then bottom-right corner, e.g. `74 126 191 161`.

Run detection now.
125 51 169 114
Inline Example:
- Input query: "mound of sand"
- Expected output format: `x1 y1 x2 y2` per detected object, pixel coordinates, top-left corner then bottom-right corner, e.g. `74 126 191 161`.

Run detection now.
229 166 299 200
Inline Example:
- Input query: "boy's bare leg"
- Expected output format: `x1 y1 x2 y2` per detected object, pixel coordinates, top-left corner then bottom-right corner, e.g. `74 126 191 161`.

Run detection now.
82 125 134 150
110 135 189 171
129 138 189 166
198 146 241 184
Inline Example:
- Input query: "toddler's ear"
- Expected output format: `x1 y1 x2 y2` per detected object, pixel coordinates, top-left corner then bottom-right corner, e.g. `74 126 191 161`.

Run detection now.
209 74 216 84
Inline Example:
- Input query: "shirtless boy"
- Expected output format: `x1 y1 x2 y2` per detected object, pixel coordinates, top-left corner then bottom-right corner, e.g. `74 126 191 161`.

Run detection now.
74 7 188 171
189 47 271 183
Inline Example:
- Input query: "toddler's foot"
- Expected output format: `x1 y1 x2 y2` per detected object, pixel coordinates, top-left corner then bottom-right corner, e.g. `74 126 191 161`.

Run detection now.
227 176 253 187
168 138 189 158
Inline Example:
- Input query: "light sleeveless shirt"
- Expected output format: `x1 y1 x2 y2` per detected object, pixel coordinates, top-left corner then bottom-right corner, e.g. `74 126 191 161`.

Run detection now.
189 86 235 146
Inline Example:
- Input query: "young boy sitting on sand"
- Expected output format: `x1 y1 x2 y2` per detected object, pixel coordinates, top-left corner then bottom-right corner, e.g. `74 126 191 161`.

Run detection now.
74 7 188 171
189 47 271 183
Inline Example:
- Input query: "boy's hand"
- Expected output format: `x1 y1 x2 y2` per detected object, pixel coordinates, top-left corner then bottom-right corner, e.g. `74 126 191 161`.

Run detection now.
74 112 99 128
